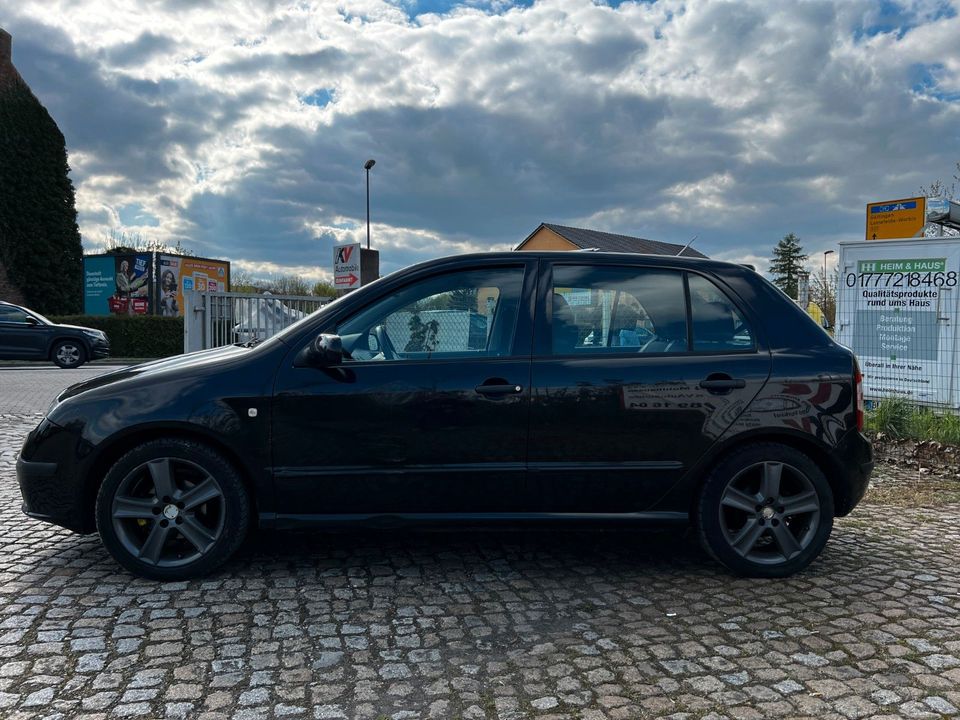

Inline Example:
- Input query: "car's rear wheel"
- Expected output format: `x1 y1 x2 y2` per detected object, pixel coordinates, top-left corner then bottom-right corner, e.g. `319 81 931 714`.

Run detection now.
95 439 249 580
52 340 86 368
697 443 834 577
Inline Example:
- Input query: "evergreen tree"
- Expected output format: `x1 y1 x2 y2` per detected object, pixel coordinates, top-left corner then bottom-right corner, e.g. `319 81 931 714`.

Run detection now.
0 37 83 314
769 233 807 300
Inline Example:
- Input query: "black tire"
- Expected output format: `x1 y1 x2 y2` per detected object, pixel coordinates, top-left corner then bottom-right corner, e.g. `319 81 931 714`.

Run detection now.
52 339 86 369
95 439 250 580
697 442 834 578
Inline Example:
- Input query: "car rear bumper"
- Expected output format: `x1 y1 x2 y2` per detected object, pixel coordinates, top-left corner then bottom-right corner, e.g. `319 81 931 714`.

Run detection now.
834 429 874 516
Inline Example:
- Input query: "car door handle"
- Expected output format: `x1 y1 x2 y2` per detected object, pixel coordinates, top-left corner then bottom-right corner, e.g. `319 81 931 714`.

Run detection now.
475 383 523 396
699 376 746 392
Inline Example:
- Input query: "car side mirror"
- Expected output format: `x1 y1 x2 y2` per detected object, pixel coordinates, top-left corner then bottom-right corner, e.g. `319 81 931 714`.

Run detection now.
24 316 39 326
303 333 343 367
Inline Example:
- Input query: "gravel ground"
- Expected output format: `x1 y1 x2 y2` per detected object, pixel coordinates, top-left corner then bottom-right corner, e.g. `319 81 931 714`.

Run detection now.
1 367 959 720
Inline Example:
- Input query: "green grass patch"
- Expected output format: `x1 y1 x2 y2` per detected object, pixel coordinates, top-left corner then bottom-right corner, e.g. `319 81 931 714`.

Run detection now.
865 399 960 446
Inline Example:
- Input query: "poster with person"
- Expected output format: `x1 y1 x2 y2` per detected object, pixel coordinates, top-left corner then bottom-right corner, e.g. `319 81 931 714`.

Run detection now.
110 254 152 315
157 254 231 316
157 255 181 317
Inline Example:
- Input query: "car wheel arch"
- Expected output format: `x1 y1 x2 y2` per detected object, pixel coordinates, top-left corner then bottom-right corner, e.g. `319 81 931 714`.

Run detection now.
81 426 260 534
682 431 850 522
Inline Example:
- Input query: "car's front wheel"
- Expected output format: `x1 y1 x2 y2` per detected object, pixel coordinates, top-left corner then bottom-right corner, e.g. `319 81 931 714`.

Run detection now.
52 340 86 368
95 439 250 580
697 443 834 577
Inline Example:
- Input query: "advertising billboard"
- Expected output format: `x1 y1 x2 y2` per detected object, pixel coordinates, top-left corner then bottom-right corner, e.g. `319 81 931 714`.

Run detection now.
83 255 114 315
83 253 152 316
157 254 231 317
836 238 960 407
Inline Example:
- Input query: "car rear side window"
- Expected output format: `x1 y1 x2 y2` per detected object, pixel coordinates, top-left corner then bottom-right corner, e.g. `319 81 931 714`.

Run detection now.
688 273 755 352
550 265 689 354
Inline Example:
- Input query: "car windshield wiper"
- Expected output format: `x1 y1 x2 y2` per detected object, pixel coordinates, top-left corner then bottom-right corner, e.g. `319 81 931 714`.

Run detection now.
234 338 264 348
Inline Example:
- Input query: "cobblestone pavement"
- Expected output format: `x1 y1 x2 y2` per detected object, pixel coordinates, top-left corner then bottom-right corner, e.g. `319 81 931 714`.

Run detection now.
1 371 959 720
0 366 122 415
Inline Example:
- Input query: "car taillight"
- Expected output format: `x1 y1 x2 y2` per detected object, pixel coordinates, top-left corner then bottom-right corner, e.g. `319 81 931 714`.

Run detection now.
854 358 864 431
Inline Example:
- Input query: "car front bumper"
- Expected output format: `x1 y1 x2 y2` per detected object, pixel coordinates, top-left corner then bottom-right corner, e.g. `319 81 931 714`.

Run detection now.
17 418 91 533
89 337 111 360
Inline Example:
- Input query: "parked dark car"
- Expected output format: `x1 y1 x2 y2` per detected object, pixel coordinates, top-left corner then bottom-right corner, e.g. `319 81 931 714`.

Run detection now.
0 301 110 368
17 252 872 580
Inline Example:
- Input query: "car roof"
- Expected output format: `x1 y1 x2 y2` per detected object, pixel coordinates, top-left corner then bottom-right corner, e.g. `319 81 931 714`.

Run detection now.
407 250 749 274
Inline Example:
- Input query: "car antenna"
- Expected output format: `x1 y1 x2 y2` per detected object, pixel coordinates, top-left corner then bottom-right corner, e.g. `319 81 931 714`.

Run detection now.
676 235 698 256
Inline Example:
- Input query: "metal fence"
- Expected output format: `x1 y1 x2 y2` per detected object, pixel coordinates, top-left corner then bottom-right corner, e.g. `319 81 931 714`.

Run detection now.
184 290 332 353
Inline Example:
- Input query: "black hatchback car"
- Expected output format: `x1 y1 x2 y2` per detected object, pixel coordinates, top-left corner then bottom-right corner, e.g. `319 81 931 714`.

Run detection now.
17 252 872 579
0 301 110 368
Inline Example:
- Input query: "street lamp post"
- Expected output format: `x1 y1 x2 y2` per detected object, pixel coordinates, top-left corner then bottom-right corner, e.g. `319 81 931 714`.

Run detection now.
823 249 834 309
364 159 376 250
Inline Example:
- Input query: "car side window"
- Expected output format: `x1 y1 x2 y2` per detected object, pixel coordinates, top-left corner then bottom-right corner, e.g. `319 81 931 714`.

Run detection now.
0 307 30 323
550 266 688 354
688 273 755 352
336 267 525 362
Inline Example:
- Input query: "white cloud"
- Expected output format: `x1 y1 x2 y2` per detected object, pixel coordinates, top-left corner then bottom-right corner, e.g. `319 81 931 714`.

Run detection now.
4 0 960 281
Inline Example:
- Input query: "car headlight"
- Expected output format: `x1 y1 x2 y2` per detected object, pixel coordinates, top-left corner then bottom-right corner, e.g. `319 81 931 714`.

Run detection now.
83 329 106 341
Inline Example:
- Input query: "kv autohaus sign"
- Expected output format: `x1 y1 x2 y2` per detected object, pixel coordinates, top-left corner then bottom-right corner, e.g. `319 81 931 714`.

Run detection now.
333 243 362 289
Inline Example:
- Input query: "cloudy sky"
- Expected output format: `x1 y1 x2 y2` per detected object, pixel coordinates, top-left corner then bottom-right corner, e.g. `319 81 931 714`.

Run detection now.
4 0 960 281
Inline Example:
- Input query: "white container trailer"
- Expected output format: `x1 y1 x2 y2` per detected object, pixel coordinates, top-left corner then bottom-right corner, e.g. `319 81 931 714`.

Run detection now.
835 237 960 409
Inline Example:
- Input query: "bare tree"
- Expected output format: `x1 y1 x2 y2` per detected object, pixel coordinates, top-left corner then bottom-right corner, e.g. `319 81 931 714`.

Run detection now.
100 229 196 255
311 281 337 298
920 162 959 200
810 265 838 327
268 274 311 296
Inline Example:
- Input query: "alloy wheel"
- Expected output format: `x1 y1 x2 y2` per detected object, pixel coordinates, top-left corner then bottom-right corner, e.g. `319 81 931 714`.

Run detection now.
111 458 226 567
56 344 81 366
718 461 821 565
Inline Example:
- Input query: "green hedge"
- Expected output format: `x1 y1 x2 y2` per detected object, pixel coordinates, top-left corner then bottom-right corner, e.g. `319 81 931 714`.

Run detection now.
50 315 183 358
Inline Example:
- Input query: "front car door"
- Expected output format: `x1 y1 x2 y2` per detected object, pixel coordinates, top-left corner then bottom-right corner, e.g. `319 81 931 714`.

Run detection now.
0 306 48 359
528 259 771 514
271 259 536 519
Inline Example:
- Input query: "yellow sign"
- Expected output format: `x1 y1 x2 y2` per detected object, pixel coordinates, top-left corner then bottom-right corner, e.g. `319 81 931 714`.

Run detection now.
866 197 926 240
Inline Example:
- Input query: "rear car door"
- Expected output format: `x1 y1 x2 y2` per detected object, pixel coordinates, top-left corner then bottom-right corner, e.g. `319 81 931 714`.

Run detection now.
527 260 771 513
271 260 537 516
